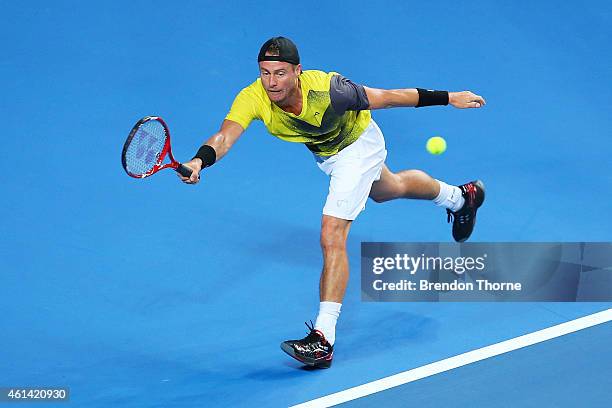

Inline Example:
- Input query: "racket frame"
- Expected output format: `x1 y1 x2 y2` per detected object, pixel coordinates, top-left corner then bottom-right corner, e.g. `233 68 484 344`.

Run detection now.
122 116 186 179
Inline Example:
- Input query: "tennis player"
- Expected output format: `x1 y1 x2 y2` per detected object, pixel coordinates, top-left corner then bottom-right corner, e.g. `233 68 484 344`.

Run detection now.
179 37 486 368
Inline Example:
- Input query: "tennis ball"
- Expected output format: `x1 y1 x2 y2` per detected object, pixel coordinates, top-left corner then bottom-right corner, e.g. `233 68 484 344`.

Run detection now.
426 136 447 155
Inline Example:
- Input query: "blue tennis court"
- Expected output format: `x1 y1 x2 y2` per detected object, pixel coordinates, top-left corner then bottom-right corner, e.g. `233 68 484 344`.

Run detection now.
339 319 612 408
1 1 611 407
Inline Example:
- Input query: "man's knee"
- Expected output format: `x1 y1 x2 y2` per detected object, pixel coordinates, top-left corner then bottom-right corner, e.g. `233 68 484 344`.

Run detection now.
369 173 402 203
370 192 392 203
320 216 350 252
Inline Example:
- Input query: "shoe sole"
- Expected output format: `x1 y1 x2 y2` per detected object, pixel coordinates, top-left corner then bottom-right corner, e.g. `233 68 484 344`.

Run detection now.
473 180 486 207
280 342 333 369
455 180 486 243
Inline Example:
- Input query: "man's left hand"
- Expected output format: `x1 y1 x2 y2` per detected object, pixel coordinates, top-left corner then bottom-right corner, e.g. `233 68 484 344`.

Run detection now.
449 91 486 109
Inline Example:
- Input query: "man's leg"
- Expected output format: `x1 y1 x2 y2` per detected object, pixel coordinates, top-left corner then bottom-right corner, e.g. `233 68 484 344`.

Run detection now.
319 214 352 303
368 164 443 202
369 164 485 242
304 214 353 350
279 215 351 368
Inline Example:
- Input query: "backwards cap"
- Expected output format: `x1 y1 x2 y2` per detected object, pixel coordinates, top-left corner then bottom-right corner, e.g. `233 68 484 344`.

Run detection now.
257 37 300 65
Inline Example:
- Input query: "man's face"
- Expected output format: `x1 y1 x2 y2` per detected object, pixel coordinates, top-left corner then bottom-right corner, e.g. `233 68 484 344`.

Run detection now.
258 60 301 104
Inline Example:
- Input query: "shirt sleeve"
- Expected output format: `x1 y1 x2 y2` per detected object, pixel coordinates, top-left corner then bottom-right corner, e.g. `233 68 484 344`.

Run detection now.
225 86 261 130
329 74 370 114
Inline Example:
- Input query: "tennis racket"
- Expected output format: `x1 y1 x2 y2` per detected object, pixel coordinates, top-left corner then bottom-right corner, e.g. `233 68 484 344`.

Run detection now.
121 116 193 179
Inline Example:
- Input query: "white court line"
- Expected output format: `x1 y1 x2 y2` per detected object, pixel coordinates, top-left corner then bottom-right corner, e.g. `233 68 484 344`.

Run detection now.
290 308 612 408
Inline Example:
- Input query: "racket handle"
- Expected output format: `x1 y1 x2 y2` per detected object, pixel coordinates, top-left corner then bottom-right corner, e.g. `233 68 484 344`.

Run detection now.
176 163 193 178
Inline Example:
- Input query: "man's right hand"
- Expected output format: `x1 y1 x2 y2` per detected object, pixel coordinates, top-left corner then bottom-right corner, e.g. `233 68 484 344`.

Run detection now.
177 159 203 184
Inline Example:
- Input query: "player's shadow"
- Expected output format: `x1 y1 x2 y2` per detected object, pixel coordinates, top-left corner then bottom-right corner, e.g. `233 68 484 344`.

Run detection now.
229 211 372 270
338 311 438 363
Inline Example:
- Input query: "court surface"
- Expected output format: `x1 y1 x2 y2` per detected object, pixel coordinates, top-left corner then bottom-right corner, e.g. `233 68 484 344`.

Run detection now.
1 1 611 407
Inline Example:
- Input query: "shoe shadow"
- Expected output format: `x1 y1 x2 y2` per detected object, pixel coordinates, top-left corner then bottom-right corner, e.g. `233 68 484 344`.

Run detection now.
243 362 325 382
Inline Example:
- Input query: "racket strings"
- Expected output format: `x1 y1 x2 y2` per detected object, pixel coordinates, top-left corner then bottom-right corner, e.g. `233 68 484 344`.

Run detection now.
124 120 168 176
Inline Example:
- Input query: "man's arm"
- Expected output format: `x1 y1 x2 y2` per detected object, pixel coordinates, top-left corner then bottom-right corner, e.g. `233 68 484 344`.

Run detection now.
364 87 486 110
179 119 245 184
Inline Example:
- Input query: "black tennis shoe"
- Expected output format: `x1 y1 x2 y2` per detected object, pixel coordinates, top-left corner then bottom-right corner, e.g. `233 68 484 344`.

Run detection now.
280 321 333 369
447 180 485 242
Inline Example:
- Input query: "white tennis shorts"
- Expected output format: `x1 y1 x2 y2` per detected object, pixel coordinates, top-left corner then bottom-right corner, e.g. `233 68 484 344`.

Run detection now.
314 119 387 220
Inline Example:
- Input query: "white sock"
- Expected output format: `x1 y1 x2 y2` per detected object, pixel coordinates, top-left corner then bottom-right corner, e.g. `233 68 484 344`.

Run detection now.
314 301 341 345
433 180 464 212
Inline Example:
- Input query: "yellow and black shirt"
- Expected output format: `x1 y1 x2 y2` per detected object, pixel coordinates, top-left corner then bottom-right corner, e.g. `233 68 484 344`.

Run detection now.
225 70 371 156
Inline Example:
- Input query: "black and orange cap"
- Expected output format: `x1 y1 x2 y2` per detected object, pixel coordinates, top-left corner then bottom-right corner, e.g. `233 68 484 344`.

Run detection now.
257 36 300 65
